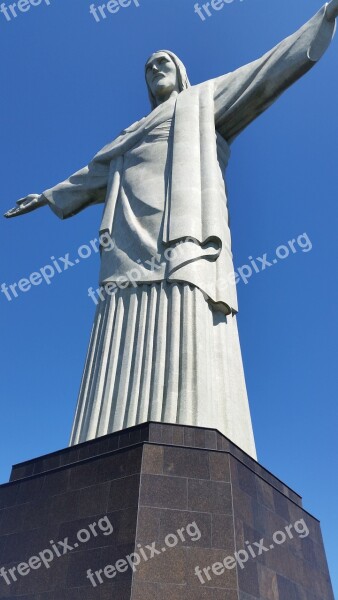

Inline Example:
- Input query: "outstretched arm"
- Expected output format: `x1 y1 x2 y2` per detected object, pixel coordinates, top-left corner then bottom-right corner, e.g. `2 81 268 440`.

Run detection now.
213 3 336 142
41 161 108 220
4 158 109 221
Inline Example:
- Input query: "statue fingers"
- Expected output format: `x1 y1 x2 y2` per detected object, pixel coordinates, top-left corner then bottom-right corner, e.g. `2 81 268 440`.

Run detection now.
16 194 39 207
4 206 21 218
4 196 39 218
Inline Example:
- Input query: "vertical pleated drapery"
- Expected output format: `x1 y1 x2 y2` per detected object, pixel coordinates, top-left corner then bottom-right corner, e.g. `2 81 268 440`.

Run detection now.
70 282 256 458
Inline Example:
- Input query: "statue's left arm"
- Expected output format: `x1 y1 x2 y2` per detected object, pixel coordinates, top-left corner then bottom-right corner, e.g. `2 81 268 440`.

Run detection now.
214 3 336 142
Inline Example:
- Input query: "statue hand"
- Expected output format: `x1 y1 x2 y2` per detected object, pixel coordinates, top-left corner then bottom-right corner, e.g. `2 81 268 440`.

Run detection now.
4 194 47 219
326 0 338 22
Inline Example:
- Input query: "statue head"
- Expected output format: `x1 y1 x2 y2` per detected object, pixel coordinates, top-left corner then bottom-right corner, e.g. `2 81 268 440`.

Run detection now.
145 50 190 109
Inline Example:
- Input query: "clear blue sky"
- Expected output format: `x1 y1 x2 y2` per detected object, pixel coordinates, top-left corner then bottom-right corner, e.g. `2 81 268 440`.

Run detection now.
0 0 337 593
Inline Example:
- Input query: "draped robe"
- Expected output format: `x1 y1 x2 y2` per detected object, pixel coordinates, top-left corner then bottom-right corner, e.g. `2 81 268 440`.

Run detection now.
43 6 335 458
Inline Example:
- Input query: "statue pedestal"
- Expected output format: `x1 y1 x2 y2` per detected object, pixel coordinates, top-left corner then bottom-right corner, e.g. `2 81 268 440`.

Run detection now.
0 423 334 599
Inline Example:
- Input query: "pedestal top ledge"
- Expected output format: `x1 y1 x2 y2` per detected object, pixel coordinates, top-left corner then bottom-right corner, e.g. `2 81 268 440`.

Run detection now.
6 422 302 507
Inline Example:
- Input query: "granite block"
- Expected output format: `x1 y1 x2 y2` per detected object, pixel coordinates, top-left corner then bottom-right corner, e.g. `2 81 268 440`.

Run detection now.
107 475 141 511
163 447 210 480
257 563 279 600
188 480 232 514
211 513 236 551
209 452 230 481
140 474 188 510
0 484 18 509
157 510 212 548
77 482 110 518
142 445 164 475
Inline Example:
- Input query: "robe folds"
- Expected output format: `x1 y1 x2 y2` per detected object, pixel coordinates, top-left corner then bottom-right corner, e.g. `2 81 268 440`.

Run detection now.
42 6 335 456
44 5 335 315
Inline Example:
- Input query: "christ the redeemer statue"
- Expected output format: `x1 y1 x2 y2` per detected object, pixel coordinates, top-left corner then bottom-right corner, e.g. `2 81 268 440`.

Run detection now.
5 2 338 459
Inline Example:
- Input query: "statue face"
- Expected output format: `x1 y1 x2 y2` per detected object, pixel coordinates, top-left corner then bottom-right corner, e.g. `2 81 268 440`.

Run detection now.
146 52 179 102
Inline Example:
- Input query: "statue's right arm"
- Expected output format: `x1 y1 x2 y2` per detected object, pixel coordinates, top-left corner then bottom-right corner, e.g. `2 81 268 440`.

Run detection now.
42 162 108 220
4 159 109 221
